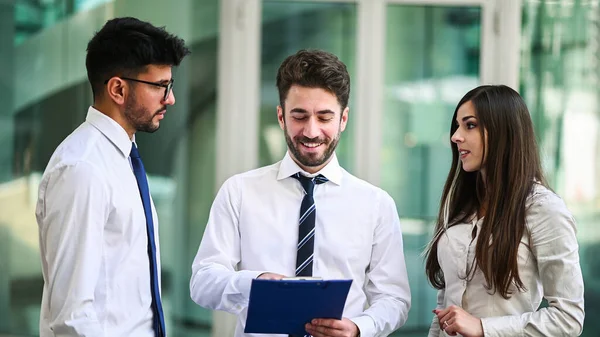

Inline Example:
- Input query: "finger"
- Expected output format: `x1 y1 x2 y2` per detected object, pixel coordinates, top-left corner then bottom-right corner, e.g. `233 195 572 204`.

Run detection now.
445 327 458 336
311 318 344 329
309 332 338 337
444 318 459 336
306 324 341 337
435 307 451 317
441 306 461 323
438 311 454 326
441 319 450 331
436 308 456 325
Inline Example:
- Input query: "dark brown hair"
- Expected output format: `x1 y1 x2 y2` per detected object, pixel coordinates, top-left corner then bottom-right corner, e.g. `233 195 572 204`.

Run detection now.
425 85 548 299
276 49 350 111
86 17 190 99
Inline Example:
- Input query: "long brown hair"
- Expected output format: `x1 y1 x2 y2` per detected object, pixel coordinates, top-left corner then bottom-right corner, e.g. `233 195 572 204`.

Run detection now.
424 85 548 299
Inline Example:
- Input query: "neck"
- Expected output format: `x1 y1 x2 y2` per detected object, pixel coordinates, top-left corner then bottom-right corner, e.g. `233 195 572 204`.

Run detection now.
93 101 135 140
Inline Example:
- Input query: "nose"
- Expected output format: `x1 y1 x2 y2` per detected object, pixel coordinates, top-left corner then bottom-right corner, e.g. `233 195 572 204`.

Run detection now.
302 116 320 139
451 129 463 144
164 90 176 105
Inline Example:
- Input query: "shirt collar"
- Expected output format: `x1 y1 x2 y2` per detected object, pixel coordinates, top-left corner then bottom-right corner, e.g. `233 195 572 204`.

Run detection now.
277 151 343 185
85 106 134 158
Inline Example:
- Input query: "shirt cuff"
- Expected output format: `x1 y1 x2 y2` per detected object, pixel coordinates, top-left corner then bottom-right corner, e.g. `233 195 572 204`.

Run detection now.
350 315 375 337
481 316 522 337
223 270 265 313
234 270 265 300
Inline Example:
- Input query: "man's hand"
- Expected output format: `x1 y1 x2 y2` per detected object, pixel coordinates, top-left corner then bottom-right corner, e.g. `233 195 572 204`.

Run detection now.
305 317 360 337
434 306 483 337
256 272 286 280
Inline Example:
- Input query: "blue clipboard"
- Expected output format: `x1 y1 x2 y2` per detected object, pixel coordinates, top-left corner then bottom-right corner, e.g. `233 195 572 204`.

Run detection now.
244 278 352 335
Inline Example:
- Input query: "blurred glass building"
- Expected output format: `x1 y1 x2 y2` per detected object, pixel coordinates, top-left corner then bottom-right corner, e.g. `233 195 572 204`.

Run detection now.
0 0 598 336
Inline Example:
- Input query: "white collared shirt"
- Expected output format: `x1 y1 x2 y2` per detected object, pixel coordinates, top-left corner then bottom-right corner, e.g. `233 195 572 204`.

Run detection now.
36 106 159 337
429 184 585 337
190 152 411 337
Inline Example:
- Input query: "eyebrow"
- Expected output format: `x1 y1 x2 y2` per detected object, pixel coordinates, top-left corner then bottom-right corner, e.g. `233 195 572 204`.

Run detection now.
290 108 336 115
456 115 477 123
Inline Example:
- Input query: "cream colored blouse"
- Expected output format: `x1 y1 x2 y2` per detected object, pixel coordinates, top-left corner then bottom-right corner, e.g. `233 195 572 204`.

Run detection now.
428 184 585 337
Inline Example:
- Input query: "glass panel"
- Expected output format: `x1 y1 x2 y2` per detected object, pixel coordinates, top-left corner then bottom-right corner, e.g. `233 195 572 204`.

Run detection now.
260 1 357 171
1 1 219 336
520 1 599 335
14 0 115 45
382 5 481 336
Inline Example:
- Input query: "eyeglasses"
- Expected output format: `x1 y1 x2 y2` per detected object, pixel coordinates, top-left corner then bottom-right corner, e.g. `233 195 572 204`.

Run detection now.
104 77 175 101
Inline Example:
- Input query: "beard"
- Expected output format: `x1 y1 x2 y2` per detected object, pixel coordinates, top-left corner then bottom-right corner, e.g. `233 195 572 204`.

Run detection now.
124 92 164 133
284 124 341 168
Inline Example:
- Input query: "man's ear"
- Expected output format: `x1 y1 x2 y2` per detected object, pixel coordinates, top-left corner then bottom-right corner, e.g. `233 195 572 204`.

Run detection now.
277 105 285 131
340 106 349 132
105 77 127 105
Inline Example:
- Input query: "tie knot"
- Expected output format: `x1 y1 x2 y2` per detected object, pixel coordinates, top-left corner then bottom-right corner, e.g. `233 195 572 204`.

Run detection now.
130 142 140 159
292 173 328 196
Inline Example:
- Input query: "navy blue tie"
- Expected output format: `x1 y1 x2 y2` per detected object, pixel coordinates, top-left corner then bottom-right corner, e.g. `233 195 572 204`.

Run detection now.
292 173 328 277
130 143 166 337
291 173 328 337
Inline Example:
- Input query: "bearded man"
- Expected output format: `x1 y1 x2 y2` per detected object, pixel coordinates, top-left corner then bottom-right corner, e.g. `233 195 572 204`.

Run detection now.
36 17 190 337
189 49 411 337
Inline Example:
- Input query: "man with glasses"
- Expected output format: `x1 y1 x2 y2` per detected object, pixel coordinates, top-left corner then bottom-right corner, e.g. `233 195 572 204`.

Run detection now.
35 17 189 337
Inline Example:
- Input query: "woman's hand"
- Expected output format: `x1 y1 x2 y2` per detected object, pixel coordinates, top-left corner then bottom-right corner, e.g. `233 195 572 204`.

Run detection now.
433 306 483 337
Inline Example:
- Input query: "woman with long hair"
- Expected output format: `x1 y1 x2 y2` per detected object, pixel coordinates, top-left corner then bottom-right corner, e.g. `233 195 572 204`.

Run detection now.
425 85 585 336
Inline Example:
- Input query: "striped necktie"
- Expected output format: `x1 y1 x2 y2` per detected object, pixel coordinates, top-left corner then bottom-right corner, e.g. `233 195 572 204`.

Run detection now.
292 173 328 277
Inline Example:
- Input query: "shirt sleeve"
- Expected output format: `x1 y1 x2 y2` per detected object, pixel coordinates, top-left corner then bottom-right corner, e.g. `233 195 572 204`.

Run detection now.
480 192 585 337
36 162 109 337
189 175 264 314
350 192 411 337
427 288 445 337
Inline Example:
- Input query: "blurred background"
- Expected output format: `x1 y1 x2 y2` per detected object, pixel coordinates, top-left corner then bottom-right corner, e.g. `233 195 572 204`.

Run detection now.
0 0 598 336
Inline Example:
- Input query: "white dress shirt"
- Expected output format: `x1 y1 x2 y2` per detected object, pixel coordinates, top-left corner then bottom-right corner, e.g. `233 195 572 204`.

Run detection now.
190 152 411 337
36 106 160 337
429 184 585 337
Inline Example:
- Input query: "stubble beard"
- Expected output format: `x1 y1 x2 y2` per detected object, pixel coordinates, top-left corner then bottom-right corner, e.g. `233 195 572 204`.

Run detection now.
284 124 341 168
124 92 163 134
